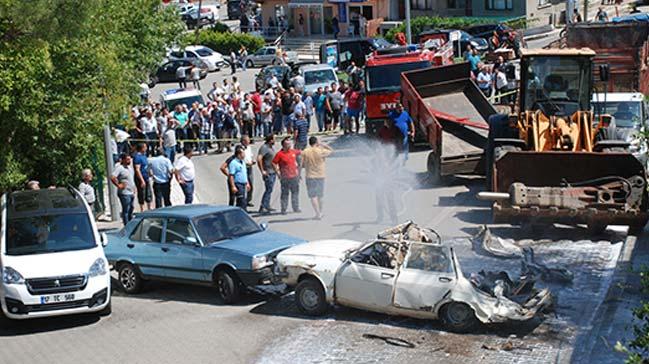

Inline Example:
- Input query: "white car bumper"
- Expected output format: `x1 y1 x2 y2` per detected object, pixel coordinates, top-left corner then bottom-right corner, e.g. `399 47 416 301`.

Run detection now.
1 274 111 319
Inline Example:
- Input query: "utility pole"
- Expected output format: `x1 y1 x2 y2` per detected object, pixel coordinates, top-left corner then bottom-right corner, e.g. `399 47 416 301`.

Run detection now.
405 0 412 44
103 125 118 222
583 0 589 22
195 0 203 42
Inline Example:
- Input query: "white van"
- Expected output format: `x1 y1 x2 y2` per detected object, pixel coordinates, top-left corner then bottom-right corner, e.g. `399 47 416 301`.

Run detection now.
0 188 111 320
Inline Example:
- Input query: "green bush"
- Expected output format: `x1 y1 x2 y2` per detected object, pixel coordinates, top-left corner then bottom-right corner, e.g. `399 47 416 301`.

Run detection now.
187 30 265 55
385 16 527 42
211 22 231 33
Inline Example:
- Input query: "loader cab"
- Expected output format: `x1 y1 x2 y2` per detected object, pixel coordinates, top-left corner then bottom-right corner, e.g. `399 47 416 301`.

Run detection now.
519 50 594 118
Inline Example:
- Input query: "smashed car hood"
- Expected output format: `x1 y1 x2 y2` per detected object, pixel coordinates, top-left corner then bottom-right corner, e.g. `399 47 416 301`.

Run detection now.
277 239 363 260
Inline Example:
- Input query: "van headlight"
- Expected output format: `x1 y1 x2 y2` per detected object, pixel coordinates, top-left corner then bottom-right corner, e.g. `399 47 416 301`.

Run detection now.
2 267 24 284
88 258 107 277
252 255 271 270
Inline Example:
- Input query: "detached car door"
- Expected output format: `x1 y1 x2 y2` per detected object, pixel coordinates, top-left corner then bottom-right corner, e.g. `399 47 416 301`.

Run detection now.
334 241 397 312
393 243 457 311
160 218 207 281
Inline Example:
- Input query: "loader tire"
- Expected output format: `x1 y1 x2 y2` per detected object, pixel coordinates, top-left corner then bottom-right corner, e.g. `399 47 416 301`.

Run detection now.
427 152 441 185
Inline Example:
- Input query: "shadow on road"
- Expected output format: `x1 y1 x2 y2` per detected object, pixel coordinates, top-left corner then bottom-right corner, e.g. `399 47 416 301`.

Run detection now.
0 313 101 336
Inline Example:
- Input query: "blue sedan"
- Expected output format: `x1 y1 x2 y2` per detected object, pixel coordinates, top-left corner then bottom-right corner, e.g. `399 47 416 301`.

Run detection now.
104 205 305 303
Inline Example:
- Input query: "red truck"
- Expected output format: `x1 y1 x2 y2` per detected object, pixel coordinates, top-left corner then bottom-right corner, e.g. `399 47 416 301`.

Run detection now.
400 62 498 182
364 45 454 136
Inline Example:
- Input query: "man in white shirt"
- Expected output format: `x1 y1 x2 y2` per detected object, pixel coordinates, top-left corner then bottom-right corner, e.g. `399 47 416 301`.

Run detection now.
239 135 256 207
139 110 158 156
176 65 188 88
494 66 510 103
174 145 196 204
292 94 306 119
269 74 279 89
79 169 96 208
476 65 492 97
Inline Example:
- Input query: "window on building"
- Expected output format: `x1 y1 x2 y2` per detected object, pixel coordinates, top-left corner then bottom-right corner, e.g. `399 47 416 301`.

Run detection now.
411 0 434 10
448 0 467 9
485 0 513 10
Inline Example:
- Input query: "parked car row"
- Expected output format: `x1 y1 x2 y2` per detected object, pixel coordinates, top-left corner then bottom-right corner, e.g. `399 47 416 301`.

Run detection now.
167 1 220 30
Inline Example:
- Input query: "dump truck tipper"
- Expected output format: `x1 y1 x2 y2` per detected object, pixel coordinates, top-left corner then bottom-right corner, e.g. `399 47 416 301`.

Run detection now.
400 62 498 182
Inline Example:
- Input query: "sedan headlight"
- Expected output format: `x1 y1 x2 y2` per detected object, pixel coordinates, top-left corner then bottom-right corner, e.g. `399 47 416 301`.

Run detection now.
88 258 107 277
2 267 24 284
252 255 271 270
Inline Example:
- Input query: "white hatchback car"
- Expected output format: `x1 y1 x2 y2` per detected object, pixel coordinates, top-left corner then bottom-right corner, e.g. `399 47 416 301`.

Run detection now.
276 222 552 332
0 188 111 320
169 45 225 72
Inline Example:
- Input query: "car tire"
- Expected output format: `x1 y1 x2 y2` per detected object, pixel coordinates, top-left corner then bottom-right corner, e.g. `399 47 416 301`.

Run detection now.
440 302 479 333
295 278 328 316
215 270 241 304
246 60 254 68
117 263 142 294
98 300 112 317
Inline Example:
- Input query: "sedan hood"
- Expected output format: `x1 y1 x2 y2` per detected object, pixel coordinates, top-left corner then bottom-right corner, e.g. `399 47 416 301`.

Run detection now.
210 230 305 257
278 239 363 259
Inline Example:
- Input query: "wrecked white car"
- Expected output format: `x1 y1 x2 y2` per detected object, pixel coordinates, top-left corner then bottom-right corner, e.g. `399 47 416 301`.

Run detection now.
275 222 552 332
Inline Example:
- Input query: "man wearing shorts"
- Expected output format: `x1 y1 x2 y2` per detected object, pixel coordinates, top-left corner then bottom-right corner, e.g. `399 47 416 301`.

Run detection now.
301 136 333 220
344 85 363 134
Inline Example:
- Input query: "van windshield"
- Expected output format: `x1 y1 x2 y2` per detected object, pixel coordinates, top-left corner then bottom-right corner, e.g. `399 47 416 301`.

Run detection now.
304 69 336 85
6 214 96 255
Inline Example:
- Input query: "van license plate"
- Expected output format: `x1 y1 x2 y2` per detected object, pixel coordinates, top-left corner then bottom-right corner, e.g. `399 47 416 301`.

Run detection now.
40 294 75 304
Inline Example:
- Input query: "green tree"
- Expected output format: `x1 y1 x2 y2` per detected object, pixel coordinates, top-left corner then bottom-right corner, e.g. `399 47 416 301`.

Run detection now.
0 0 184 192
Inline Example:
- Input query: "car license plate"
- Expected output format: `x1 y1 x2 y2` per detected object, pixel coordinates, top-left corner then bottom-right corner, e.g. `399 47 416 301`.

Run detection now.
40 293 75 304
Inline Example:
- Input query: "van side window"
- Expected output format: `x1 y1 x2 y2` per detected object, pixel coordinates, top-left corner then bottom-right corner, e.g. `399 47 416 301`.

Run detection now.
130 218 165 243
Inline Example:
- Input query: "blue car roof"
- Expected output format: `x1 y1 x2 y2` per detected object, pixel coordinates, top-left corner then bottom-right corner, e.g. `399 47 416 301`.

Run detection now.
137 204 239 219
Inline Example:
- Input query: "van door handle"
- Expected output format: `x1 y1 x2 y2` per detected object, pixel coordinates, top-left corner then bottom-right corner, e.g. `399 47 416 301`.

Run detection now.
381 272 395 279
439 277 452 283
126 243 134 249
161 247 170 252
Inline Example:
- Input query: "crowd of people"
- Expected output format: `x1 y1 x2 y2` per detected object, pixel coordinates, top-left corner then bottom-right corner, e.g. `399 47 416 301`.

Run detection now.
464 45 513 102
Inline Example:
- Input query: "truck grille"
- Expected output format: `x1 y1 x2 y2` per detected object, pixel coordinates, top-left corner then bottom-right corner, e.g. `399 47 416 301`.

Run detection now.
26 274 87 295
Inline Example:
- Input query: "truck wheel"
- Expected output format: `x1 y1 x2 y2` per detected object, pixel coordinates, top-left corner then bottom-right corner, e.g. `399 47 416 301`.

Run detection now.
427 152 441 185
118 263 142 294
440 302 478 333
215 270 241 304
295 278 328 316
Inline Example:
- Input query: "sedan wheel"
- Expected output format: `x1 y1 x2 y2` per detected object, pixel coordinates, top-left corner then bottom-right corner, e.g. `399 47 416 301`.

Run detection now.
118 263 142 294
216 270 241 304
295 278 328 316
440 302 478 333
246 60 254 68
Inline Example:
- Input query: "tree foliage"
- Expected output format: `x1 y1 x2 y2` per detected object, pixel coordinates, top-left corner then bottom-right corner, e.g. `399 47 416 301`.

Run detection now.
384 16 527 43
183 27 265 55
0 0 184 192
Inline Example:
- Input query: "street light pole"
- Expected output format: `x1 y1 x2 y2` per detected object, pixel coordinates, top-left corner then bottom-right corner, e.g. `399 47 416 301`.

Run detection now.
405 0 412 44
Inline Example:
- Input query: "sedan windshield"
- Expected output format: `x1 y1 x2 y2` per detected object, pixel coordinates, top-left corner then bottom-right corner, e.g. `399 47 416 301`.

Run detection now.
194 210 262 244
195 47 213 57
304 69 336 85
6 214 96 256
366 61 431 92
592 101 643 128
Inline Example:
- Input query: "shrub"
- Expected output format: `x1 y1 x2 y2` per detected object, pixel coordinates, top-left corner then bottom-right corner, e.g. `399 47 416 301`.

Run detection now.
187 30 265 55
385 16 527 42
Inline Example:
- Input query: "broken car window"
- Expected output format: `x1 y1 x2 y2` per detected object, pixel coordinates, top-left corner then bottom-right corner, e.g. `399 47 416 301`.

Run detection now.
404 244 452 273
351 242 397 269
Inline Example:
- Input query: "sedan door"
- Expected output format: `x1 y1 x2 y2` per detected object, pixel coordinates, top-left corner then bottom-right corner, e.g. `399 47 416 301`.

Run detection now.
334 242 397 312
126 217 166 277
392 243 457 311
160 218 208 282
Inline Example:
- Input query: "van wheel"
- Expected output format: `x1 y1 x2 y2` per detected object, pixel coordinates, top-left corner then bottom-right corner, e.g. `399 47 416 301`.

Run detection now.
246 60 254 68
118 263 142 294
98 300 112 316
440 302 478 333
295 278 328 316
215 270 241 304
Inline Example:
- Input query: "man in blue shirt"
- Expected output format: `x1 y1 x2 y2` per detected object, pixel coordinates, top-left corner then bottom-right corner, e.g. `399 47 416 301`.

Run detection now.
293 111 310 150
133 143 152 211
148 149 175 208
387 103 415 162
228 146 251 211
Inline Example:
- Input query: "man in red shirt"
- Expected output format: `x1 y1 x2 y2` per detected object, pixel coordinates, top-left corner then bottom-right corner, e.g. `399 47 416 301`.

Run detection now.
250 91 263 136
344 85 364 134
272 137 302 214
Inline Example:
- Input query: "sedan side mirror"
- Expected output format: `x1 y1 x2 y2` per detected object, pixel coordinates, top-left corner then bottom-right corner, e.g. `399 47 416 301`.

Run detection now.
185 236 200 246
100 232 109 248
260 222 268 231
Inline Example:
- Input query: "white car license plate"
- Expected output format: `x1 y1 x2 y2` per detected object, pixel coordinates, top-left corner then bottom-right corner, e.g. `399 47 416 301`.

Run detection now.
40 293 75 304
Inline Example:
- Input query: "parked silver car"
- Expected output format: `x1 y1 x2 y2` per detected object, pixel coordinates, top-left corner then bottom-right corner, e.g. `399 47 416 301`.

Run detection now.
244 46 298 68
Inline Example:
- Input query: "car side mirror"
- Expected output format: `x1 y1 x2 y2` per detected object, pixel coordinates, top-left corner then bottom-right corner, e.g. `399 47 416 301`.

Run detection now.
260 222 268 231
100 232 108 248
185 236 200 246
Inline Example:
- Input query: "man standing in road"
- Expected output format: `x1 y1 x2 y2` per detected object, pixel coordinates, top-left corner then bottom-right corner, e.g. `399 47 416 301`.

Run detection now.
241 135 256 207
326 82 343 131
176 64 188 89
190 65 202 90
272 137 301 214
148 149 175 209
163 118 177 162
293 111 309 150
228 146 251 211
301 136 333 220
220 149 238 206
111 153 136 225
257 134 278 214
133 143 153 212
388 103 415 162
174 145 196 204
314 87 327 132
